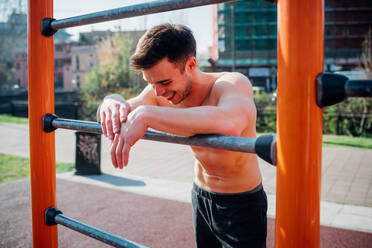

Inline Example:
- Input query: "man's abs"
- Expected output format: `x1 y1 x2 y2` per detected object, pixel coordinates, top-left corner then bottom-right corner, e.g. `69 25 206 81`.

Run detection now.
192 146 262 193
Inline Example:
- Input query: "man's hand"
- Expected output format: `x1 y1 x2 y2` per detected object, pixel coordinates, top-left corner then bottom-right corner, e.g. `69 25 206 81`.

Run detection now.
109 106 149 169
98 94 131 141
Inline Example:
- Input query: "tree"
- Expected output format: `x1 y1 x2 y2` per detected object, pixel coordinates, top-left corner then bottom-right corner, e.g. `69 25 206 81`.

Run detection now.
361 28 372 78
0 61 14 90
0 0 27 89
0 1 27 62
78 32 147 120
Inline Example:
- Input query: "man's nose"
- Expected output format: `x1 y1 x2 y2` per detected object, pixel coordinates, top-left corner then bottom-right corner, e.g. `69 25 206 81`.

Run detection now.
155 86 165 96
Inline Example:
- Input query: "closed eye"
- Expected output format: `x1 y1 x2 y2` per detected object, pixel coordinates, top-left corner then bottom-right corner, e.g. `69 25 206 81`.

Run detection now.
160 81 171 86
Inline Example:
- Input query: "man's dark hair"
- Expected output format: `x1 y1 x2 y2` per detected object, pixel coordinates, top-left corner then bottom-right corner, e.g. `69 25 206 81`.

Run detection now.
130 23 196 72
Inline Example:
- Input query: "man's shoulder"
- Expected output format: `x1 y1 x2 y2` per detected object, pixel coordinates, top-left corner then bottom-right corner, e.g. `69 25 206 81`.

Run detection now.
213 72 253 94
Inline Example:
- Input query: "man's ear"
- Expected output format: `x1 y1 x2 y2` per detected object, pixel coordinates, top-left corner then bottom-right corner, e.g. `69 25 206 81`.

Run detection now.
185 57 197 73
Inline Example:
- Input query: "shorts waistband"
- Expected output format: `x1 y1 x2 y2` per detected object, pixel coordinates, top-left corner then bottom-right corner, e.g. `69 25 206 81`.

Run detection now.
192 182 264 203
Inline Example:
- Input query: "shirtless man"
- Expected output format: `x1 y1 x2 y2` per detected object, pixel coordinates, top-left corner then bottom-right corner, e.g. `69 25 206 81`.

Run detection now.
98 24 267 248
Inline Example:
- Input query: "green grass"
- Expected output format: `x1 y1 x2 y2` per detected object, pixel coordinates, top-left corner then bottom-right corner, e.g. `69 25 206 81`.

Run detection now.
323 135 372 149
0 153 74 184
0 114 28 124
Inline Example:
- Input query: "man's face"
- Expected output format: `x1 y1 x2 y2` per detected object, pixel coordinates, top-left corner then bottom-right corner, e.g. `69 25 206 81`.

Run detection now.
143 58 192 105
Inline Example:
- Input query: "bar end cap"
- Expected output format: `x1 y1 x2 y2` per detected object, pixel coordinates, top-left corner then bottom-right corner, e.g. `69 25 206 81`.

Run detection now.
43 113 59 133
316 72 348 108
255 134 276 166
41 18 57 37
45 207 62 226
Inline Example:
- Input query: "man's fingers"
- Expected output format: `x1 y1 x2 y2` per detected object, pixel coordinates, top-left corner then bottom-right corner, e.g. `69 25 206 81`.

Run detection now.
112 105 120 134
110 134 120 168
101 112 107 137
116 136 124 169
120 105 128 123
106 109 114 140
123 142 131 167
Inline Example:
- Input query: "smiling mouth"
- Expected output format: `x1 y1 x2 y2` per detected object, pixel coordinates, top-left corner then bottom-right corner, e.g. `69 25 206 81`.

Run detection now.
167 93 176 101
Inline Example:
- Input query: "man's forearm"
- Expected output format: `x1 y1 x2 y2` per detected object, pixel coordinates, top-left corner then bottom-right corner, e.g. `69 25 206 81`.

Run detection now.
139 105 245 137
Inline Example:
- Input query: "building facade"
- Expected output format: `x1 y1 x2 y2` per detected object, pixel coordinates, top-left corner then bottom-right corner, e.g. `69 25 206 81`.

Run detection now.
54 43 73 90
12 30 145 91
324 0 372 70
217 0 372 91
13 53 27 88
70 45 100 89
14 42 74 90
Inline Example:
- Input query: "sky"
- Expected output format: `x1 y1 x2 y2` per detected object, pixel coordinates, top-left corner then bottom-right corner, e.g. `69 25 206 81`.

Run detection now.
53 0 214 54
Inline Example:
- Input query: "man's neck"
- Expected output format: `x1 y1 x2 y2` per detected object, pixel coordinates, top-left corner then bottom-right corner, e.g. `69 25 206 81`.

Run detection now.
180 70 215 108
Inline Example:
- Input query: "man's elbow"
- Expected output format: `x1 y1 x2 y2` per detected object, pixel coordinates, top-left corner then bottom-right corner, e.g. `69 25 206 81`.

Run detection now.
219 119 245 137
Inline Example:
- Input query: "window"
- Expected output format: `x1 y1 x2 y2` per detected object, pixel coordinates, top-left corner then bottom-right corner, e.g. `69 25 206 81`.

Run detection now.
55 45 63 52
76 75 80 89
55 75 63 89
76 56 80 71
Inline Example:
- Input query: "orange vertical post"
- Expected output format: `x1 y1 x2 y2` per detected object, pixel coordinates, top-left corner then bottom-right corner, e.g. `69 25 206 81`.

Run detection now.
28 0 58 247
275 0 324 247
211 4 218 62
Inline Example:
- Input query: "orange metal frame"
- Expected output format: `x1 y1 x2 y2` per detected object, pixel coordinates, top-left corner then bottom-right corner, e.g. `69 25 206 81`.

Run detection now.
276 0 324 247
28 0 324 247
28 0 57 247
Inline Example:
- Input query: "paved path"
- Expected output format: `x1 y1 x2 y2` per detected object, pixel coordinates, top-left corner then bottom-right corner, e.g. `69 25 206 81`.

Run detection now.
1 122 371 206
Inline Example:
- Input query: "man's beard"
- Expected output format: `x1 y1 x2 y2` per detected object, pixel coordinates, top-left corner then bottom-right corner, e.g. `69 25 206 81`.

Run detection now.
177 78 192 104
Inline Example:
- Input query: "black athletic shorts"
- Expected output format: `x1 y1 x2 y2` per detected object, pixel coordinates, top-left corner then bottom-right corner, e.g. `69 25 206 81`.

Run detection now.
191 183 267 248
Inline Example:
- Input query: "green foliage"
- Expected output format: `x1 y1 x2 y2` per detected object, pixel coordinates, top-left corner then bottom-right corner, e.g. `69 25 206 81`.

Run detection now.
0 153 74 184
254 92 372 138
323 98 372 137
361 28 372 75
0 61 14 90
254 93 276 133
0 114 28 124
78 33 147 120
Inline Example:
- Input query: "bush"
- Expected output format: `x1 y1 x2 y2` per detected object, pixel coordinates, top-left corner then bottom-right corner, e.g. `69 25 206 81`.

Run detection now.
253 92 372 137
254 93 276 133
323 98 372 137
78 33 147 121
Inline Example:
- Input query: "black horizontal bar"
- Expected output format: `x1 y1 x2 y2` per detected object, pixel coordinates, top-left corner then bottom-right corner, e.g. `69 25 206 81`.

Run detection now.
345 80 372 98
50 117 258 153
45 207 147 248
47 0 235 32
43 114 277 165
316 72 372 107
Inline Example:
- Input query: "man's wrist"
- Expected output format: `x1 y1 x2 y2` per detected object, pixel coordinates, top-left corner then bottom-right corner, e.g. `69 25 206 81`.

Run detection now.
136 105 153 129
104 94 125 103
96 103 102 123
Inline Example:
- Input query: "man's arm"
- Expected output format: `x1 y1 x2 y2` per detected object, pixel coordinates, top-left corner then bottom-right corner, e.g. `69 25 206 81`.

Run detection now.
97 85 157 140
138 73 255 137
112 73 257 168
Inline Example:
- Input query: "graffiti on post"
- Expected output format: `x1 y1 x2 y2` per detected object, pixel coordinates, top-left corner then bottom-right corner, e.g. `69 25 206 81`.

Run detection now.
78 134 99 165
